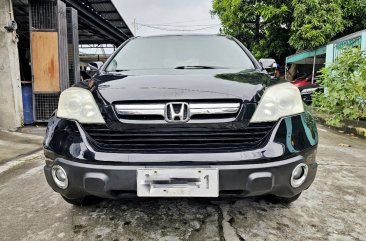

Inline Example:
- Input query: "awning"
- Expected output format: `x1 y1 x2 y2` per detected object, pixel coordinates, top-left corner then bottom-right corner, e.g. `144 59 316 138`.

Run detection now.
286 46 327 64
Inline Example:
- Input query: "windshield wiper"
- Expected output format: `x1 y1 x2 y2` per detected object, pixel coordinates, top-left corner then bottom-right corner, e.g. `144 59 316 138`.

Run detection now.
174 65 225 69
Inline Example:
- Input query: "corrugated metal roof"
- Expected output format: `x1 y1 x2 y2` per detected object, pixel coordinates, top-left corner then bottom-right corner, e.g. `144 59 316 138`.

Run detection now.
13 0 134 44
83 0 133 37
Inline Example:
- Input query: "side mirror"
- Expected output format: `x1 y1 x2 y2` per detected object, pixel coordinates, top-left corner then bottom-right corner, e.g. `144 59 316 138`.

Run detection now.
88 61 104 71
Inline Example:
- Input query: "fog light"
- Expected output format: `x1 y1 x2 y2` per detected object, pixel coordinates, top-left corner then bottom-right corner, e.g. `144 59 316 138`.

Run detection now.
291 163 308 188
51 165 68 189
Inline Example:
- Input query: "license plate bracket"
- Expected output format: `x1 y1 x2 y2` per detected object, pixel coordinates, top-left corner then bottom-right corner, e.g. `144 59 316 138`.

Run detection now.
137 168 219 197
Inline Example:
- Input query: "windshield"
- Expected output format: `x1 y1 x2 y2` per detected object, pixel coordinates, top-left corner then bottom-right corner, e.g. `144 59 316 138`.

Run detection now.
105 36 256 72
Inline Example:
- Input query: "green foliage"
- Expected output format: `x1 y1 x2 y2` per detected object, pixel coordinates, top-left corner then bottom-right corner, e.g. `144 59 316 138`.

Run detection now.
212 0 366 61
252 3 294 61
212 0 257 44
289 0 345 49
312 49 366 125
340 0 366 36
212 0 295 62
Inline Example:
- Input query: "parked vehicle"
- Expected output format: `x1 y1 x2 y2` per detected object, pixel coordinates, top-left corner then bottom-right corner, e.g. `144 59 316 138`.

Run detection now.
292 74 312 88
292 72 322 104
259 58 278 79
43 35 318 205
299 83 324 105
292 72 321 88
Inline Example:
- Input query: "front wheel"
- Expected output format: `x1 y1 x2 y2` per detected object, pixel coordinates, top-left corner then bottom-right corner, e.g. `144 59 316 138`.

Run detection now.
61 195 103 206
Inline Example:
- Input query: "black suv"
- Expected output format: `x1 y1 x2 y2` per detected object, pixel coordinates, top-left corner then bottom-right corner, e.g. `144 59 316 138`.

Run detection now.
43 35 318 205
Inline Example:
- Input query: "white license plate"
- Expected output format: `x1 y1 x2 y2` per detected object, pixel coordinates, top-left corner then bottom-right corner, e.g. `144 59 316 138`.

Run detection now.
137 168 219 197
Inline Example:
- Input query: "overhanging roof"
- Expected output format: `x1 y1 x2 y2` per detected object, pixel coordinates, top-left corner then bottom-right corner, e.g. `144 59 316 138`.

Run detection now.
86 0 133 37
63 0 133 44
286 46 327 64
12 0 133 45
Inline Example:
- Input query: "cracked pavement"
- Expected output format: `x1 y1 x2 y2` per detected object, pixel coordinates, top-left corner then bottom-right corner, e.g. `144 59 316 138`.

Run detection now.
0 124 365 241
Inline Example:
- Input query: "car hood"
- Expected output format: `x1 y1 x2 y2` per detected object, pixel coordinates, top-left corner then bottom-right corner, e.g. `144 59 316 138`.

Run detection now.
91 69 275 104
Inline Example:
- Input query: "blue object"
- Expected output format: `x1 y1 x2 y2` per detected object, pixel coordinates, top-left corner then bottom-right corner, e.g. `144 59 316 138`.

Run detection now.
22 83 33 125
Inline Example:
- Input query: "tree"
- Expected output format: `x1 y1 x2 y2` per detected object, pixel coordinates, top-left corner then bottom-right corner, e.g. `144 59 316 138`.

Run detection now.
212 0 295 63
211 1 259 48
287 0 345 80
339 0 366 37
212 0 366 64
289 0 344 50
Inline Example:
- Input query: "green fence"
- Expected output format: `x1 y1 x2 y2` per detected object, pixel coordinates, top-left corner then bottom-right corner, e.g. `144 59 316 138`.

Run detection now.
333 36 362 60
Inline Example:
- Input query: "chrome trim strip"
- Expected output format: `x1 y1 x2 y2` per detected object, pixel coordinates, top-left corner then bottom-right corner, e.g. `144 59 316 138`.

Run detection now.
189 103 240 109
115 104 165 116
116 103 240 116
190 108 239 115
189 103 240 115
117 109 165 115
116 104 165 110
118 118 237 124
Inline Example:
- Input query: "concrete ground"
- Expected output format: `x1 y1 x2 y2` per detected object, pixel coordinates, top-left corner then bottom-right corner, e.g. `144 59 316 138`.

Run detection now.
0 124 365 241
0 129 43 165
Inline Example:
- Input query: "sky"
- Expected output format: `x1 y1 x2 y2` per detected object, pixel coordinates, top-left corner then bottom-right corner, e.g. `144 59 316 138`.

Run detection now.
112 0 222 36
80 1 221 55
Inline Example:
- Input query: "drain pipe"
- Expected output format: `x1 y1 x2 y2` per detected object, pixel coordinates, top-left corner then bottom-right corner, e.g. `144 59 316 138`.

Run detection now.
8 0 13 20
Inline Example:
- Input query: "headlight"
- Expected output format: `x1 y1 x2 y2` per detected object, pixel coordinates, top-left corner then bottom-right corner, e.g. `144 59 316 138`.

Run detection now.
56 87 105 124
250 83 304 123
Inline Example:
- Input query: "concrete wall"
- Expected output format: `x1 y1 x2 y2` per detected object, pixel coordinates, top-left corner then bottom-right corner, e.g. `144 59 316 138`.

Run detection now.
0 0 23 129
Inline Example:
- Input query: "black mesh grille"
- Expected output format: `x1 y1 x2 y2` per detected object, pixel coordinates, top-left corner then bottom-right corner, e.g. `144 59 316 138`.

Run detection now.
81 122 276 153
34 93 59 121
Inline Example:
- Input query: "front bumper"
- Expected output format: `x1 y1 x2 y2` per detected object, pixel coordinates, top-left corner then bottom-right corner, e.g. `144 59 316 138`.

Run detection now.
44 151 317 199
43 112 318 199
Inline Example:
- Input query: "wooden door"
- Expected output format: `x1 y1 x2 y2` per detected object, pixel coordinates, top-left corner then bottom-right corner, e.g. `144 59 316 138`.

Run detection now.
31 32 60 92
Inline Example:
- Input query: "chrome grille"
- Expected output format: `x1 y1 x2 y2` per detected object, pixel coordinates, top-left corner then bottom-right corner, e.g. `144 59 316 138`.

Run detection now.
115 101 241 123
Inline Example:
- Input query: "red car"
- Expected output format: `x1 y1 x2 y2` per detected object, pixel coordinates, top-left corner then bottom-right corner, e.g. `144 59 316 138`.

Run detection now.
291 73 319 88
291 74 313 88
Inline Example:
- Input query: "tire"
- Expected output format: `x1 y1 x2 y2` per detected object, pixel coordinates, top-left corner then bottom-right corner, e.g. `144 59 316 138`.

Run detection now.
61 195 103 206
266 192 302 204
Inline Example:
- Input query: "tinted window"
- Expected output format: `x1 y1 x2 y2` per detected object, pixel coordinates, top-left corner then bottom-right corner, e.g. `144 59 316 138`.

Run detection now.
105 36 255 71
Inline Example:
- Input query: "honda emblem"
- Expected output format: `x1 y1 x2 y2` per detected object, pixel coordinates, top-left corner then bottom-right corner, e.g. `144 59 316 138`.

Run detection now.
165 102 190 122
